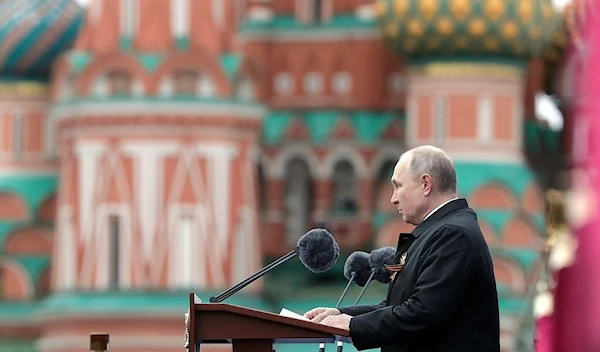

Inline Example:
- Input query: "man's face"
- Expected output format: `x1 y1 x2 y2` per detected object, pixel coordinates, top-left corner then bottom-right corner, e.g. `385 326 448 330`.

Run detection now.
390 157 426 225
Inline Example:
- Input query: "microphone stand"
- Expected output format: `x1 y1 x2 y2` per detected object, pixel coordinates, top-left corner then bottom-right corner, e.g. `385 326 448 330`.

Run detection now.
325 268 376 352
353 269 376 305
318 270 360 352
210 248 298 303
335 272 355 307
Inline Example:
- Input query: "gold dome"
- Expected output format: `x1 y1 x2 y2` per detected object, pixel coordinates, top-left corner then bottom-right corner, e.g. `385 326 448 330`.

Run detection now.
377 0 564 58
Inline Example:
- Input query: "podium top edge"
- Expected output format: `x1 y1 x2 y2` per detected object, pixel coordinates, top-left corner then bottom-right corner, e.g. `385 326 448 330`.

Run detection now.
190 300 351 337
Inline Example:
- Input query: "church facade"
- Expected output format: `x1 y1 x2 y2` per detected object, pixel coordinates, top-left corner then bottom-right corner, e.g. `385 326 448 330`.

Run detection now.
0 1 569 351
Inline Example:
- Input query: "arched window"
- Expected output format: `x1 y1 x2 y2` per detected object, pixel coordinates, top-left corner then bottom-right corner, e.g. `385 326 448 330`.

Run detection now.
332 160 358 215
197 74 215 97
284 158 313 244
107 71 133 96
172 70 215 97
173 70 198 95
159 76 174 97
236 75 254 102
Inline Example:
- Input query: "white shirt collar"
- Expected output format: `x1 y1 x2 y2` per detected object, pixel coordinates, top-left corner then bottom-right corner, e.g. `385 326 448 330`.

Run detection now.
423 197 459 221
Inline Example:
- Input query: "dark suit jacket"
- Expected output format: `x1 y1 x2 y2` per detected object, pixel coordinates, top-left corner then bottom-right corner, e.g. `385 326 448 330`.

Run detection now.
339 199 500 352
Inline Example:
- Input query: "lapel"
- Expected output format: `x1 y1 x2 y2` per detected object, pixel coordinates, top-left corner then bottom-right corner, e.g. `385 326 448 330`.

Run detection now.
386 233 416 299
385 199 469 302
411 198 468 238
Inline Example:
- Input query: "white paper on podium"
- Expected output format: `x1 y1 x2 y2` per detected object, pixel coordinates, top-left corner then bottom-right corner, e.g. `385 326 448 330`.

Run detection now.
279 308 310 321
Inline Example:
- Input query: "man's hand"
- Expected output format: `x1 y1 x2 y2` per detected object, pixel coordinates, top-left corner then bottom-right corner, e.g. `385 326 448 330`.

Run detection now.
321 314 352 330
303 307 341 323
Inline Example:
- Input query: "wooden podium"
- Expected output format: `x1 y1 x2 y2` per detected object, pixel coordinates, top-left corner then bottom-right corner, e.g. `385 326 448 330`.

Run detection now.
186 293 351 352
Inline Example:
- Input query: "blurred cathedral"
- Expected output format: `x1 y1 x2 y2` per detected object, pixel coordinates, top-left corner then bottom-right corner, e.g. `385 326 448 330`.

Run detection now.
0 0 572 351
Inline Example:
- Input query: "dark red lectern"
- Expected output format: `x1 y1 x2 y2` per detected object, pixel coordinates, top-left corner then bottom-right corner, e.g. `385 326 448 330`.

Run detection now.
186 293 351 352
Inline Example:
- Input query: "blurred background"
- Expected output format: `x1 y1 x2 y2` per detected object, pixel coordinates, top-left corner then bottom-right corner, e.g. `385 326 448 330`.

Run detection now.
0 0 595 351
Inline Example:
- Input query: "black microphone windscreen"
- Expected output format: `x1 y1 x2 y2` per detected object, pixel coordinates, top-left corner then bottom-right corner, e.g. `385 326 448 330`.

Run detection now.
297 228 340 273
369 246 396 283
343 251 371 286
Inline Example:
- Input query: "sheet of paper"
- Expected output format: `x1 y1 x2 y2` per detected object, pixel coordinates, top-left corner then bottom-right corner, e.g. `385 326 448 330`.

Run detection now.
279 308 310 321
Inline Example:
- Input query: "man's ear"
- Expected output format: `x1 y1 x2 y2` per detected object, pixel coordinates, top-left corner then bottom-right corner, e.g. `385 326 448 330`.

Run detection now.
422 174 433 196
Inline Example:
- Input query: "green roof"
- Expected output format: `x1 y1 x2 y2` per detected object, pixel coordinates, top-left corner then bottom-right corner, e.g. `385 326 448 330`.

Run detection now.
262 110 405 145
12 256 50 284
0 222 23 249
66 51 247 83
477 210 515 236
454 161 536 199
0 175 56 216
240 14 377 32
477 209 544 240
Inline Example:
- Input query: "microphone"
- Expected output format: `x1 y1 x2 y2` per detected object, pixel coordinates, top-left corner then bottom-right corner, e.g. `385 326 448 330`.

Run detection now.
353 246 396 304
318 252 371 352
321 248 396 352
370 246 397 284
210 228 340 303
337 251 371 307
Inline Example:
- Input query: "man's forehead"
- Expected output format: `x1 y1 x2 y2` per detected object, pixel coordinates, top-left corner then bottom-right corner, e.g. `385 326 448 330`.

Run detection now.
391 160 404 180
395 156 409 171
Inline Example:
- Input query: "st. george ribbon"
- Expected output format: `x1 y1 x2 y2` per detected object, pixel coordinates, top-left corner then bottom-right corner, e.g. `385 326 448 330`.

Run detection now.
209 228 340 303
318 247 396 352
348 246 397 304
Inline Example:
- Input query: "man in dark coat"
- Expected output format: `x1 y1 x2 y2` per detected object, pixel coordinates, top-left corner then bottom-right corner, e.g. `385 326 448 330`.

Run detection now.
304 145 500 352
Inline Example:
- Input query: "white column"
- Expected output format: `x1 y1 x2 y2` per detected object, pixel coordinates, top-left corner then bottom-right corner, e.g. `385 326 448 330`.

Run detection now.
171 0 190 39
120 0 138 38
195 143 239 254
478 95 494 146
74 142 105 245
56 206 76 290
121 142 179 263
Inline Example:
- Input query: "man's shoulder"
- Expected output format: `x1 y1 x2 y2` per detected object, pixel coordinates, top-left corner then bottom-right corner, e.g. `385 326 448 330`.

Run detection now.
428 210 486 246
429 207 478 232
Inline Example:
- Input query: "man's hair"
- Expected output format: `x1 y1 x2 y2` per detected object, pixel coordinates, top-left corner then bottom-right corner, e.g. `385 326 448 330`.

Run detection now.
404 145 457 195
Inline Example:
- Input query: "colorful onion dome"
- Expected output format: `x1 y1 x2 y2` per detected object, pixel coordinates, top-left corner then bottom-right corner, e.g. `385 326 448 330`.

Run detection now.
375 0 564 59
0 0 84 78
